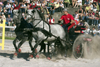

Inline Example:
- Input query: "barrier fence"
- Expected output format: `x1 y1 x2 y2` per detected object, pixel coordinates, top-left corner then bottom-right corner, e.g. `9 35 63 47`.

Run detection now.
0 20 5 50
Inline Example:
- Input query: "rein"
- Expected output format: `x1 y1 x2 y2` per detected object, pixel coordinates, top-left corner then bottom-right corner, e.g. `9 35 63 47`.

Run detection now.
36 9 51 34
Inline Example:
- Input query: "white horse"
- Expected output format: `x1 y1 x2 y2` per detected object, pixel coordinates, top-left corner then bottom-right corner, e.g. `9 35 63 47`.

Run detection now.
30 8 67 58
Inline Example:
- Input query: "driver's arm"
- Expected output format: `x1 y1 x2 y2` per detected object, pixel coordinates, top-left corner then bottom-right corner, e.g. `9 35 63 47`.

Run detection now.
58 19 63 23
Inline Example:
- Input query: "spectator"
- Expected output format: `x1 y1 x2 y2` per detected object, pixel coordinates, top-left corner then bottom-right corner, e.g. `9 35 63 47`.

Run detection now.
50 3 55 15
78 20 85 26
3 0 7 7
37 1 41 7
82 11 88 21
87 12 94 25
74 11 79 21
20 2 26 13
92 26 97 36
90 0 93 3
90 2 93 10
55 2 60 12
72 0 77 8
8 7 13 18
85 4 91 12
75 0 82 8
91 10 95 15
73 11 77 17
84 26 90 34
0 2 4 9
44 9 50 21
84 0 90 5
3 8 8 17
93 0 97 5
25 0 30 4
9 0 15 3
93 3 97 12
47 1 53 12
93 13 99 26
78 6 83 16
6 14 12 26
42 1 47 8
47 15 55 24
59 2 64 12
1 12 6 21
64 0 70 8
5 2 11 11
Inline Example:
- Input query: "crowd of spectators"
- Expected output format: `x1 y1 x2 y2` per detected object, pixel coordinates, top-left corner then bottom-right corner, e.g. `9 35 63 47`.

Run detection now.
0 0 100 34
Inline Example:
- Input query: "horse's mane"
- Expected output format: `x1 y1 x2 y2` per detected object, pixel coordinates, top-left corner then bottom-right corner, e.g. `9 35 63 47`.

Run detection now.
37 9 45 20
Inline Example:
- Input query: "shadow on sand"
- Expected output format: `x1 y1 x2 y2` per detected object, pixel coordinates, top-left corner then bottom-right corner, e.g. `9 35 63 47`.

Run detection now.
0 52 31 60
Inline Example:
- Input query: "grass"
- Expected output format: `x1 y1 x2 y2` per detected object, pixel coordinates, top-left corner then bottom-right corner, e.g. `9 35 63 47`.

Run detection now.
0 36 15 40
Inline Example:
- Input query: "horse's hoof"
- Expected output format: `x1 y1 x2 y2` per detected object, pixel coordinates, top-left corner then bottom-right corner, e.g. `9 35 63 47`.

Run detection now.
14 53 18 56
18 49 21 53
36 55 39 58
27 55 33 61
12 53 18 60
29 54 33 58
47 57 51 60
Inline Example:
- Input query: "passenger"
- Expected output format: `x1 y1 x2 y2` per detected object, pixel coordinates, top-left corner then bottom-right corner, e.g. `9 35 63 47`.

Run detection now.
47 15 55 24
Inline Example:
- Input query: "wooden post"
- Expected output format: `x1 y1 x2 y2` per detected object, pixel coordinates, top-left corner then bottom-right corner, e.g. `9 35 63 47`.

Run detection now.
0 20 5 50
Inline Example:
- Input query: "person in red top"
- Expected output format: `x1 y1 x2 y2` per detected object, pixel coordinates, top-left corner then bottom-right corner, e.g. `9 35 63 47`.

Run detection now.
58 8 75 31
58 8 81 33
47 15 55 25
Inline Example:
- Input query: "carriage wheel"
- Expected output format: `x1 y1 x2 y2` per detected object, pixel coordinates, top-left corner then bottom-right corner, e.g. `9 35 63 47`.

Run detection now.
73 34 93 59
73 39 83 58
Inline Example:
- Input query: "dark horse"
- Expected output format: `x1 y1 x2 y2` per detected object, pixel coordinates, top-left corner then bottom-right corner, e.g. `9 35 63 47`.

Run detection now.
13 9 52 60
12 9 37 59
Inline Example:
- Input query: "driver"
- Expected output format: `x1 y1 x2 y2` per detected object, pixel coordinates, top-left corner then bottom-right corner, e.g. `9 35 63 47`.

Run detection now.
58 8 76 33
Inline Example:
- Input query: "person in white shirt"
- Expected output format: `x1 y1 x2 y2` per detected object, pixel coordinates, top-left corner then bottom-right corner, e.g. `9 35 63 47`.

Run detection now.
75 0 82 7
74 11 79 21
37 1 41 7
84 26 90 34
92 27 97 36
6 2 11 11
90 2 93 10
90 0 93 3
25 0 30 3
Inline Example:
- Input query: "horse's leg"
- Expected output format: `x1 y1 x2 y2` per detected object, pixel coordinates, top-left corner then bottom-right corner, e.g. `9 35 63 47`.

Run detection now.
13 37 20 59
13 37 28 57
43 42 46 53
27 37 35 60
47 42 51 60
47 42 50 54
32 40 42 58
39 40 46 53
17 37 28 51
64 46 68 57
13 37 19 52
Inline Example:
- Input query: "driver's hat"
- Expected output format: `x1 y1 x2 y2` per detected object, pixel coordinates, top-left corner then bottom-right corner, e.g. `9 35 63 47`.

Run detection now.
63 8 68 12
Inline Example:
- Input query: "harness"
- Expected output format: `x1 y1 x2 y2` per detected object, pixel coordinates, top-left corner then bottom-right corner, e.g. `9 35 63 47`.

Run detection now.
32 9 52 41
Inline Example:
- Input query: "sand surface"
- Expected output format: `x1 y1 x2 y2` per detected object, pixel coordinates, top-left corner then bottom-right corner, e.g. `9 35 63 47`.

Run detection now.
0 39 100 67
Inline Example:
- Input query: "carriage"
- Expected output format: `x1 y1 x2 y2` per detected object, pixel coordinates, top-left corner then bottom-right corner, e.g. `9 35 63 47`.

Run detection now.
12 8 93 60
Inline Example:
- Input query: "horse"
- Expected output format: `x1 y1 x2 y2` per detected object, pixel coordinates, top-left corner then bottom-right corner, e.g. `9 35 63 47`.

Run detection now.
12 9 37 59
29 8 68 59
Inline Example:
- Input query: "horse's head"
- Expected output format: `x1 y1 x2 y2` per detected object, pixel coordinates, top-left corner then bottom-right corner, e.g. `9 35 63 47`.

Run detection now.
13 9 23 27
31 8 44 20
